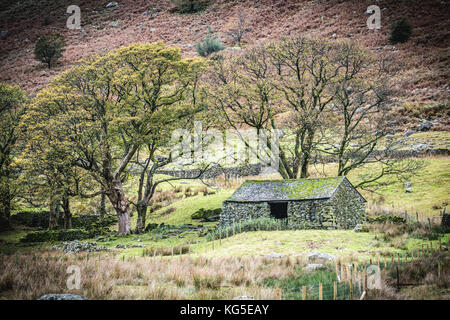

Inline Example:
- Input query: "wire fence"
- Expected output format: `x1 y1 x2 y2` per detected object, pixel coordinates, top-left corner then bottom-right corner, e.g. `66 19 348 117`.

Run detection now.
275 237 449 300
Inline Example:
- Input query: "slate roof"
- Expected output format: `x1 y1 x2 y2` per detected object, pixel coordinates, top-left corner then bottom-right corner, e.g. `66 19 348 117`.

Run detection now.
226 177 353 202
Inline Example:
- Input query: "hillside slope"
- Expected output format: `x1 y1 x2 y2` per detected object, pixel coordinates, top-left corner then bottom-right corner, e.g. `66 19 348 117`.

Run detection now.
0 0 449 105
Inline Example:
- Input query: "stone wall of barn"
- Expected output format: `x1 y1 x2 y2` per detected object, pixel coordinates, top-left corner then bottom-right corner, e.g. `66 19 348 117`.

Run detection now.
220 180 366 229
219 201 271 227
287 200 331 227
328 178 366 228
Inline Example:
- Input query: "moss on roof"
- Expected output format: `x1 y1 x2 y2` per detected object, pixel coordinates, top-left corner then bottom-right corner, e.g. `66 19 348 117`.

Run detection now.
227 177 346 202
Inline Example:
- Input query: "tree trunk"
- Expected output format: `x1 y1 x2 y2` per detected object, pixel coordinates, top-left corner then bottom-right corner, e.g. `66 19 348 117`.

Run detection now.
62 194 72 229
135 203 148 234
99 192 107 219
0 177 11 230
48 194 58 229
108 181 131 235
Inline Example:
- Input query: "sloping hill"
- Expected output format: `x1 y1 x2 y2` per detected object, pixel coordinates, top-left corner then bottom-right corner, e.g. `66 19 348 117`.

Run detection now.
0 0 449 105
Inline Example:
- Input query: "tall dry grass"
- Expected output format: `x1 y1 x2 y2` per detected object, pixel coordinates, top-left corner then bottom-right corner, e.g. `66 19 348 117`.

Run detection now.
0 251 308 300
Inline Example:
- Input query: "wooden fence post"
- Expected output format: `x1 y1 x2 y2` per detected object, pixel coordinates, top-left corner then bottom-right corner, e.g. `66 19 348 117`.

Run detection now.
302 286 306 300
358 271 362 293
336 262 340 281
275 288 281 300
363 269 367 292
349 277 353 300
319 283 323 300
334 281 337 300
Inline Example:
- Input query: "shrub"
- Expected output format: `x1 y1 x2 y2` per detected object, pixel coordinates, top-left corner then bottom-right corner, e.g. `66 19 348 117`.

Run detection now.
171 0 208 13
366 214 406 224
191 208 222 219
389 19 412 44
10 210 50 228
21 229 91 242
196 27 225 57
206 217 321 241
11 211 117 230
34 33 66 68
0 215 11 232
142 244 190 256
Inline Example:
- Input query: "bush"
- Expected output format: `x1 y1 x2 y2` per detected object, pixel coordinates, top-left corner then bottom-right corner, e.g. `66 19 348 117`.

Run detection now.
366 214 406 224
0 215 11 232
11 211 117 230
34 33 66 68
196 27 225 57
389 19 412 44
191 208 221 219
171 0 208 13
21 226 111 242
206 217 321 241
10 210 50 228
21 229 90 242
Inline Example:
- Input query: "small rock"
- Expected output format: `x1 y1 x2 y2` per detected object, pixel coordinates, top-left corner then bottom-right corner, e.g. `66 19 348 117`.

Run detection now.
405 188 413 193
105 2 118 8
404 130 416 137
441 214 450 228
417 122 433 132
404 182 412 188
303 264 326 271
265 252 283 259
353 224 363 232
0 30 8 39
308 251 335 262
233 296 254 300
38 294 88 300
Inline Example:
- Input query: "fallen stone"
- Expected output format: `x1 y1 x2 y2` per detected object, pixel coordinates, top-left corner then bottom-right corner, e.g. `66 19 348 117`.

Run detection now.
233 296 254 300
308 251 335 262
265 252 283 259
52 240 109 254
417 122 433 132
105 2 118 8
0 30 8 39
303 264 326 271
404 130 416 137
38 294 88 300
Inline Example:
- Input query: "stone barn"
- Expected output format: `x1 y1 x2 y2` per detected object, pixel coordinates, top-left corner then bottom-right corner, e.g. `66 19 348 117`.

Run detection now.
220 177 366 229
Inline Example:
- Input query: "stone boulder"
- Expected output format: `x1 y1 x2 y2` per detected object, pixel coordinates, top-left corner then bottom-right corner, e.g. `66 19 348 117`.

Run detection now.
303 264 326 272
232 296 255 300
38 294 88 300
307 251 335 262
441 214 450 228
417 122 433 132
265 252 283 259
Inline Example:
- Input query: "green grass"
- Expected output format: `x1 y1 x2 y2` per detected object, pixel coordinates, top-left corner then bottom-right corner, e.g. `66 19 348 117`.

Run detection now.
147 189 233 225
307 156 449 216
187 229 443 260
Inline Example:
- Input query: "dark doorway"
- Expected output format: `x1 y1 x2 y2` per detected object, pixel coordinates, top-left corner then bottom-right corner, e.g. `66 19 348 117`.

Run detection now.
269 202 288 220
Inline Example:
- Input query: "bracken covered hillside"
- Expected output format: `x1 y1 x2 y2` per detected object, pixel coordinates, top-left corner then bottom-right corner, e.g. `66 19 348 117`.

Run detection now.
0 0 449 107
